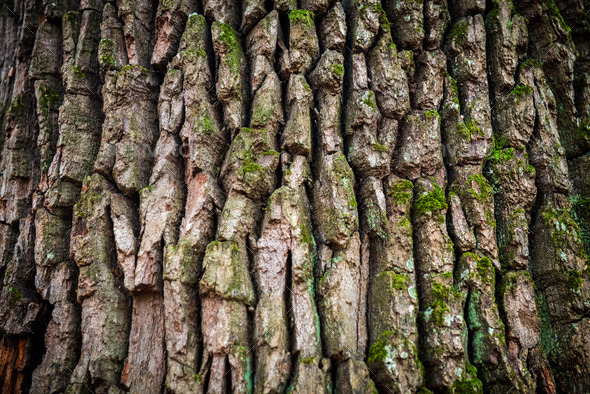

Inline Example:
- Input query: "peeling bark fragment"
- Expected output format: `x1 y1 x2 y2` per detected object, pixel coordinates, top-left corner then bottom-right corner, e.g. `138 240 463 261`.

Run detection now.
69 174 131 392
309 50 344 97
250 72 283 135
316 233 364 359
530 194 590 391
220 127 279 202
118 0 154 67
46 94 102 215
312 152 358 248
282 74 313 157
347 0 380 53
488 148 536 270
519 0 588 158
498 271 544 391
423 0 449 50
212 21 247 137
0 93 38 225
151 0 196 69
367 34 410 120
320 2 347 52
301 0 331 16
362 177 423 392
492 74 535 148
0 216 43 337
95 65 159 196
280 10 320 77
448 194 476 253
413 178 469 391
33 79 63 181
241 0 267 33
383 0 424 49
203 0 240 30
411 50 445 111
199 241 255 393
485 0 528 94
121 294 167 393
456 252 519 392
29 20 62 79
448 166 498 266
394 109 443 181
528 64 572 195
247 11 279 93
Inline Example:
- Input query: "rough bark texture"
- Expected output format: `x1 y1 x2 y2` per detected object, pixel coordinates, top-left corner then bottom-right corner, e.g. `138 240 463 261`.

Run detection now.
1 0 590 393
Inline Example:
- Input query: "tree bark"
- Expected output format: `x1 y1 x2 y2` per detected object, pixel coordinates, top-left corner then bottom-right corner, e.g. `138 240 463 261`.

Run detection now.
1 0 590 392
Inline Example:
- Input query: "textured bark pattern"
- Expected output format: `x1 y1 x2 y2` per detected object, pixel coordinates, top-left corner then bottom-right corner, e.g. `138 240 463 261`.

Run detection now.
1 0 590 393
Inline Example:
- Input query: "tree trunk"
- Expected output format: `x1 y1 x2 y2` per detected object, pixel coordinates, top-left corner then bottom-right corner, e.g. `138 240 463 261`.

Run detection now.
1 0 590 392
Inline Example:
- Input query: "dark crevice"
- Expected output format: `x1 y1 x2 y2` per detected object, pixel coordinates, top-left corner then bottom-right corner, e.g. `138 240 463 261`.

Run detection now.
285 250 297 390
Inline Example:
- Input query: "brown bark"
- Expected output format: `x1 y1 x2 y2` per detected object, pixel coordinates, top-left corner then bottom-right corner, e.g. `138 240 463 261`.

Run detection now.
1 0 589 393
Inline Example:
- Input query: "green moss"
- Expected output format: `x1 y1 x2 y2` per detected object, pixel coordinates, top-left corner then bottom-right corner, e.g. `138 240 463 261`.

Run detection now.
367 3 390 31
362 90 377 109
464 252 495 284
367 330 396 363
300 222 313 244
197 114 215 134
193 373 201 382
452 361 483 393
372 142 387 152
416 387 433 394
565 270 584 290
488 147 515 164
120 64 149 77
449 21 468 45
64 11 77 21
9 98 25 118
388 42 397 50
447 73 459 95
578 117 590 140
243 162 262 173
214 22 242 73
543 0 571 33
427 280 463 326
100 38 114 49
425 109 439 119
510 83 533 103
330 63 344 77
301 356 316 364
100 55 116 67
487 2 500 20
388 180 414 204
541 205 585 251
467 174 493 203
385 271 411 291
414 183 447 222
8 286 23 302
521 58 541 70
38 86 60 114
458 119 481 141
72 65 85 77
289 9 314 27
